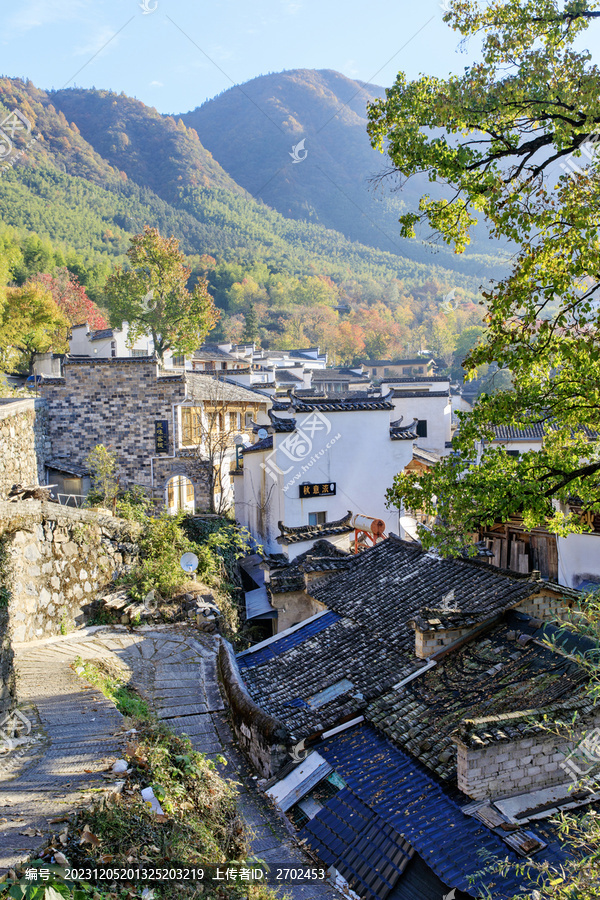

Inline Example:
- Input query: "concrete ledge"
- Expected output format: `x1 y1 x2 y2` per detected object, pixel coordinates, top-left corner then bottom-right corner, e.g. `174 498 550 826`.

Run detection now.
0 398 46 420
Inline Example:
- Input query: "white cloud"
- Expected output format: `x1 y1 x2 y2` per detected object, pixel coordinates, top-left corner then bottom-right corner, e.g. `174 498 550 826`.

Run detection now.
8 0 90 32
150 80 163 87
73 26 121 57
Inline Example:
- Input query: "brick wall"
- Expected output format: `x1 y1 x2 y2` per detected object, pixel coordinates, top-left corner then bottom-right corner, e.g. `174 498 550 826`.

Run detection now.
414 625 475 659
454 712 600 800
518 590 573 623
0 399 48 499
41 358 209 509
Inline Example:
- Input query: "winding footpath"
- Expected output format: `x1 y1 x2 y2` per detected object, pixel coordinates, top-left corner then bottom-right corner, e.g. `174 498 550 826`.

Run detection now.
0 625 336 899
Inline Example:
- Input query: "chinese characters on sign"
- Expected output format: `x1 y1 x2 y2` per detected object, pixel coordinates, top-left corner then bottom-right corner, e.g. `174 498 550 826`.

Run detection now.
155 420 169 454
300 482 336 497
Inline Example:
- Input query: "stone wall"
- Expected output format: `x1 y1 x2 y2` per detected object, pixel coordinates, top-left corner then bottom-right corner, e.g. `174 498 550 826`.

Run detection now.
0 500 140 644
41 358 210 509
454 709 600 800
218 638 291 778
518 589 574 623
0 399 48 499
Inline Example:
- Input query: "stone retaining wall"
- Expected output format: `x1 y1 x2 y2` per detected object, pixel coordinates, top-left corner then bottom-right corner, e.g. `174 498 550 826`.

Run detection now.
0 399 48 499
0 500 140 645
218 638 290 778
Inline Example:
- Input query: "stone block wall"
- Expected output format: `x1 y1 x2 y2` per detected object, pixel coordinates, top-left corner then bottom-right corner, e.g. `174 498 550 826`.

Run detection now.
218 638 290 778
41 359 210 509
0 399 48 499
455 712 600 800
414 625 475 659
518 590 573 623
0 500 140 644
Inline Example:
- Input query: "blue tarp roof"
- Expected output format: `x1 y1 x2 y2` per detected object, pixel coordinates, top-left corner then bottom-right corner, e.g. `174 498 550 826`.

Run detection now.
316 724 553 899
237 611 341 669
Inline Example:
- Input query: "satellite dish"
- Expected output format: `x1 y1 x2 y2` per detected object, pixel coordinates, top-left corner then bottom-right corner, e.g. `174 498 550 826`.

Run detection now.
257 428 268 440
180 552 199 574
234 433 244 445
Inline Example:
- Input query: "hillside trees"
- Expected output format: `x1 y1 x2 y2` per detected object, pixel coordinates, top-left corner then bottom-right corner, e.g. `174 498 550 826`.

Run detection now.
0 282 69 373
30 268 108 330
372 0 600 550
105 227 220 363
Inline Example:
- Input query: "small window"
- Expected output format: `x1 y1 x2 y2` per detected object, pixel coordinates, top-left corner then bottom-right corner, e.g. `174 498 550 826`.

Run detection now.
506 450 519 458
205 360 215 371
309 511 327 526
131 349 146 357
172 354 185 367
221 362 227 370
372 368 377 376
245 411 253 426
416 419 428 438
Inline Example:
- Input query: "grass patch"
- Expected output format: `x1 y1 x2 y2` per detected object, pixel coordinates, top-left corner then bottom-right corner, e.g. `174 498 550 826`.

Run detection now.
73 657 152 722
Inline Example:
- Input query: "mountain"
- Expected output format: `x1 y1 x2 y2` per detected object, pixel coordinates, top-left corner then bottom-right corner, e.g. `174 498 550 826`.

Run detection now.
0 78 483 297
181 68 501 274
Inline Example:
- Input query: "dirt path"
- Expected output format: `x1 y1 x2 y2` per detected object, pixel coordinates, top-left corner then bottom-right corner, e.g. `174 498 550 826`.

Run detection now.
0 626 337 899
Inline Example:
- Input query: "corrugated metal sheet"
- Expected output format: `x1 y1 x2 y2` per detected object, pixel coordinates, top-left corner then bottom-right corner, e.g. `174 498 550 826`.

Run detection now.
267 752 332 812
317 724 530 899
237 611 341 669
244 586 276 620
299 788 413 900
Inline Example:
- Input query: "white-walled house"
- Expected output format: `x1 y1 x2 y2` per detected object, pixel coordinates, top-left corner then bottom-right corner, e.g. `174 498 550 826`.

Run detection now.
69 322 177 366
234 392 417 557
380 381 452 456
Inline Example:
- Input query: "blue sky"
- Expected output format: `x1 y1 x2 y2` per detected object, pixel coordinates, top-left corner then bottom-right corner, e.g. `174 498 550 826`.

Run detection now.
0 0 481 113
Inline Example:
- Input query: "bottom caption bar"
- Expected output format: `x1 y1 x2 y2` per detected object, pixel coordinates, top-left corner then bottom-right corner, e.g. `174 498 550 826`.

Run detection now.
23 864 327 884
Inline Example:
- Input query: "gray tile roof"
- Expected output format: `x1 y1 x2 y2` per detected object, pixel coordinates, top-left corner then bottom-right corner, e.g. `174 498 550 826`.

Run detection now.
193 344 240 360
268 410 296 433
267 540 352 594
89 328 115 341
308 536 542 659
243 435 273 453
275 369 305 383
291 392 394 412
277 511 354 545
367 610 591 781
390 418 419 440
238 538 552 741
389 389 450 399
185 372 269 404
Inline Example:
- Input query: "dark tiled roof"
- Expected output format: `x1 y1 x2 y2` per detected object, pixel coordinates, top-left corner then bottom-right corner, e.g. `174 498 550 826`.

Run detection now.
46 458 90 477
311 369 370 382
237 539 550 741
291 392 394 412
271 399 293 411
268 409 296 432
382 376 450 384
243 435 273 453
89 328 115 341
316 725 528 899
267 540 352 594
185 372 267 404
490 423 598 442
277 511 354 545
389 389 450 399
275 369 304 382
308 536 540 660
367 612 590 781
193 344 239 360
390 418 418 440
363 358 435 367
238 615 417 736
237 611 342 670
